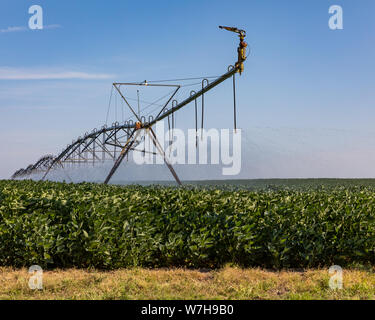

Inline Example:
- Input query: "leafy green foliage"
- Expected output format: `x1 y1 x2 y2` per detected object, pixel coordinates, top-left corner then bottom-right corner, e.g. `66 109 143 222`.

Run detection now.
0 180 375 269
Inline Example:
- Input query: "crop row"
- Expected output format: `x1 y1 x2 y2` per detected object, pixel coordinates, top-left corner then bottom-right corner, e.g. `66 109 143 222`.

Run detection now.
0 180 375 269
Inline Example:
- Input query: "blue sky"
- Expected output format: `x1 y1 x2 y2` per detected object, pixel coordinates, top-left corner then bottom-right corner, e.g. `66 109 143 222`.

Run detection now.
1 0 375 179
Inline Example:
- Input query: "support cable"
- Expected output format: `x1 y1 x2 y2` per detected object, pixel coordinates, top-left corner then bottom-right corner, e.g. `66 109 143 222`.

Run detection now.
201 79 209 140
190 90 198 147
105 85 114 125
138 75 219 84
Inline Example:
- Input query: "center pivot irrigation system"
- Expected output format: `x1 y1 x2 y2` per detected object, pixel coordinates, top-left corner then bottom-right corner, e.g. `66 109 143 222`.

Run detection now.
12 26 248 185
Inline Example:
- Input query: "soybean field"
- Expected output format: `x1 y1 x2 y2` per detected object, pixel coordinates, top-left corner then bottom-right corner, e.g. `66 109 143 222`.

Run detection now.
1 179 375 269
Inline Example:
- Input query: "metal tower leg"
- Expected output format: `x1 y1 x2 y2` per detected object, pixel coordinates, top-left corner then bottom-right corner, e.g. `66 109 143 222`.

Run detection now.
147 127 182 186
104 129 138 184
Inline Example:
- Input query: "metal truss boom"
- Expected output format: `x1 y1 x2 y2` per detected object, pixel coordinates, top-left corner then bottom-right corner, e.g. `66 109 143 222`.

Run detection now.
11 26 248 184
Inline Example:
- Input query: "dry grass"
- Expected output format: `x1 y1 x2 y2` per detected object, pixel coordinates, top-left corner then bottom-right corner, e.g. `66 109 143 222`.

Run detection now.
1 266 375 300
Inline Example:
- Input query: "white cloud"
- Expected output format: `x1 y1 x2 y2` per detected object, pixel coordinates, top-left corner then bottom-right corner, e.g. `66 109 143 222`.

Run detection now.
0 24 62 33
0 67 114 80
43 24 62 30
0 26 28 33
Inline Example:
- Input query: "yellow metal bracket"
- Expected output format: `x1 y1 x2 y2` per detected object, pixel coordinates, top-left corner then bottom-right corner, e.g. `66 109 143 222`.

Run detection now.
219 26 247 75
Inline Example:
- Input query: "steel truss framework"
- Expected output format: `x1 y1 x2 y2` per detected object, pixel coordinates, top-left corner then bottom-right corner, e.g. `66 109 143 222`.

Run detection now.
12 26 247 184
